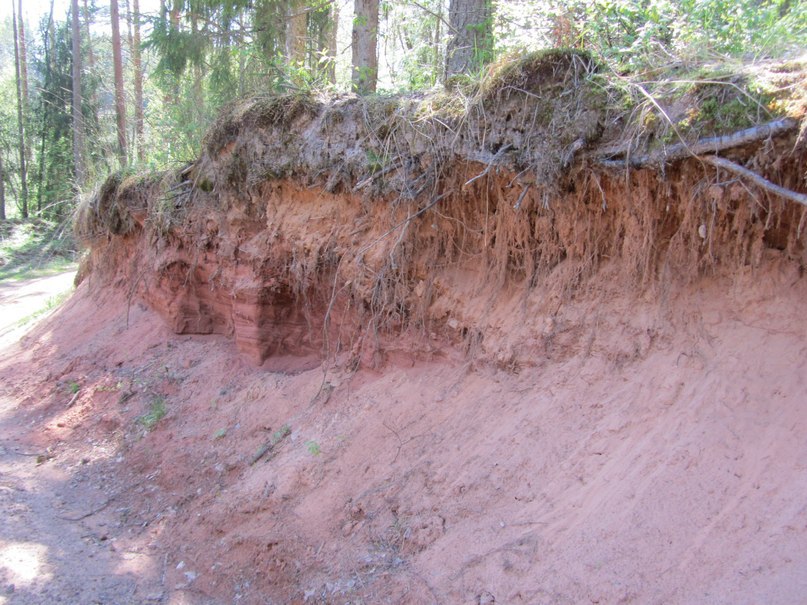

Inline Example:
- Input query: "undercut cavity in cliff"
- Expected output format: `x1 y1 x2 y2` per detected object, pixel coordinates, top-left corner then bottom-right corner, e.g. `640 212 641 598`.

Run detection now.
75 51 807 365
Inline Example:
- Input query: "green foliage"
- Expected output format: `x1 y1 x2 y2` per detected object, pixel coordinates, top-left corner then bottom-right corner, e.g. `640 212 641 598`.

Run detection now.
675 0 807 58
365 149 386 173
468 14 496 69
31 17 79 215
272 424 292 444
692 88 775 132
148 70 219 164
305 440 321 456
497 0 806 69
138 396 168 430
0 53 20 217
382 0 446 90
0 8 104 221
0 218 77 281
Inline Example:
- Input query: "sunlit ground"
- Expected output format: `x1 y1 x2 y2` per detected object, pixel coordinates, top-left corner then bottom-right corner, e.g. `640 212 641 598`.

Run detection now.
0 540 52 593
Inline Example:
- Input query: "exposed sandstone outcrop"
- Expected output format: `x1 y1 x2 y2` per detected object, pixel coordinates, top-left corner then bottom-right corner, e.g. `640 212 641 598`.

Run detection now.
75 52 807 365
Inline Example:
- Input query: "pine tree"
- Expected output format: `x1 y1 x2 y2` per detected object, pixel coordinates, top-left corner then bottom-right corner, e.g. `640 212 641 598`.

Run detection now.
0 152 5 221
12 1 28 218
132 0 145 162
17 0 29 110
110 0 128 166
445 0 492 78
325 2 338 84
71 0 86 188
35 13 85 214
83 0 96 70
286 0 307 64
351 0 378 94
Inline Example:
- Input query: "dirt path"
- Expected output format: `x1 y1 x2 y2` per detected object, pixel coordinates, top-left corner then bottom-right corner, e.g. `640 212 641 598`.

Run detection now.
0 271 76 349
0 272 165 605
0 443 151 604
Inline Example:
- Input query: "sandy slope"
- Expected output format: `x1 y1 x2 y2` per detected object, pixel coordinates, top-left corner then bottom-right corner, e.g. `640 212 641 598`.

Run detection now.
0 271 165 604
0 260 806 604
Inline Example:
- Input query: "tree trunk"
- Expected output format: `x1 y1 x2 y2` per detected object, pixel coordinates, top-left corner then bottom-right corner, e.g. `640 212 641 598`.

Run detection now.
111 0 128 167
434 1 443 78
38 2 56 212
191 11 204 132
83 0 95 70
18 0 33 208
445 0 492 79
17 0 29 109
0 153 6 221
71 0 87 189
237 17 246 96
285 0 307 64
326 3 338 84
167 0 181 109
351 0 378 94
12 3 28 218
125 0 134 50
132 0 145 163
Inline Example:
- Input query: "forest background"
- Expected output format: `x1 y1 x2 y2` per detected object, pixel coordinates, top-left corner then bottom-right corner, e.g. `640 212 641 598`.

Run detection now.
0 0 804 225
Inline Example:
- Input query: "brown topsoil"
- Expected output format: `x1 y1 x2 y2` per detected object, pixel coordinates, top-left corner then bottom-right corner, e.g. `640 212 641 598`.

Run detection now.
2 54 807 604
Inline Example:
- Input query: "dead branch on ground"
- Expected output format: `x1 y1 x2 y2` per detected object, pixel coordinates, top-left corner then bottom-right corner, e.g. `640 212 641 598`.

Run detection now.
596 117 797 168
701 155 807 207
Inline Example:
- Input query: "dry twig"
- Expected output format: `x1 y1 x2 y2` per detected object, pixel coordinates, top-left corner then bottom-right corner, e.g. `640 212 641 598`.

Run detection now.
597 117 797 168
701 155 807 207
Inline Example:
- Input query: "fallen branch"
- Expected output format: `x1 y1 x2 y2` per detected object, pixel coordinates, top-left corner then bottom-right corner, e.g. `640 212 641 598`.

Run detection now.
353 159 404 191
179 162 195 178
164 181 192 194
596 117 797 168
701 155 807 208
59 498 111 521
562 138 585 169
463 144 513 189
514 185 531 210
248 441 276 466
249 426 291 466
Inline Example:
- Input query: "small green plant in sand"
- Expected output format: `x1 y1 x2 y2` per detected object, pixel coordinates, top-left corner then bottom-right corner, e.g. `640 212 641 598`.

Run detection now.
138 396 168 430
273 424 292 443
306 440 321 456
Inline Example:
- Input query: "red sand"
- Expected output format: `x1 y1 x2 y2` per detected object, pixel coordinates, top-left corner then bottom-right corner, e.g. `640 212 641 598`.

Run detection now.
1 256 805 604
